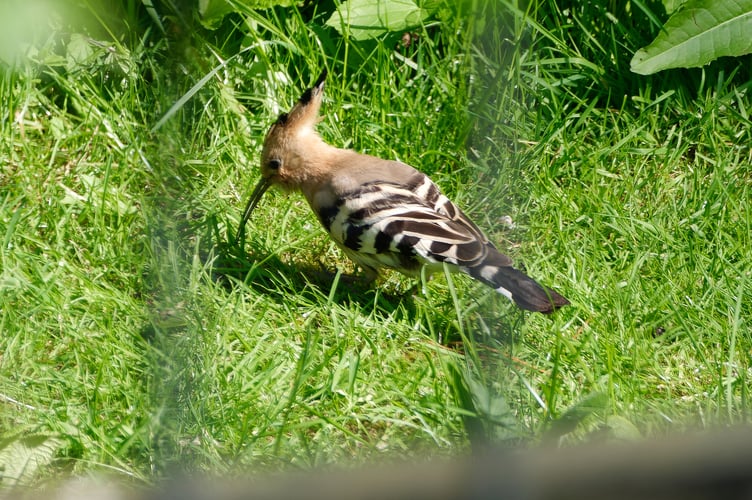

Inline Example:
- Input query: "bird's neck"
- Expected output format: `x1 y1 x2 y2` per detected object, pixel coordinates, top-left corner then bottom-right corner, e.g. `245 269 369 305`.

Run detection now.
280 133 350 193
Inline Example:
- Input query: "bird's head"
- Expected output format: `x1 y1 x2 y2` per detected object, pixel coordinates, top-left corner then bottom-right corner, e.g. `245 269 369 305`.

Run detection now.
235 70 327 245
260 70 327 186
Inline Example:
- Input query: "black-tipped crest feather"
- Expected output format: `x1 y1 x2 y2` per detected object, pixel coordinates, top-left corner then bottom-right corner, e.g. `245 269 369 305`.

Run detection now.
299 70 327 105
314 69 327 88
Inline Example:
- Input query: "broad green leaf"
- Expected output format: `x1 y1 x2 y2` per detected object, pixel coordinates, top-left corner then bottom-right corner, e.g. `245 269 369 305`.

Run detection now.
325 0 429 40
604 415 643 440
66 34 94 68
198 0 297 29
544 392 609 442
662 0 687 15
198 0 235 28
0 434 63 487
631 0 752 75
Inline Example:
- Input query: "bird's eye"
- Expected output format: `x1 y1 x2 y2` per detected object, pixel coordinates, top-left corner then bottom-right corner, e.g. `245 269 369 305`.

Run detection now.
268 159 281 170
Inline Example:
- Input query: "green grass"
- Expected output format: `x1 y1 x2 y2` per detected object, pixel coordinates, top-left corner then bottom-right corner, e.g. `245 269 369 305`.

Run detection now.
1 0 751 489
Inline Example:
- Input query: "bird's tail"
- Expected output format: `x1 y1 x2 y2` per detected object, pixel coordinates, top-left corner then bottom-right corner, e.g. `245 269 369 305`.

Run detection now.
466 252 569 314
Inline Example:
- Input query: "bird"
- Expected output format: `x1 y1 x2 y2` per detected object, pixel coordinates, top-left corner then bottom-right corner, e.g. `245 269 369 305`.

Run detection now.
235 70 569 314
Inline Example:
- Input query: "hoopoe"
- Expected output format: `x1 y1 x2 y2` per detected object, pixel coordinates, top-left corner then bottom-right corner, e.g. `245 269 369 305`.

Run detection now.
236 71 569 314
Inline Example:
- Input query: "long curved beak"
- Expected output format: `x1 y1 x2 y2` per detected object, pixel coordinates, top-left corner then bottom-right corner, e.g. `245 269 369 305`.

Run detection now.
234 177 271 246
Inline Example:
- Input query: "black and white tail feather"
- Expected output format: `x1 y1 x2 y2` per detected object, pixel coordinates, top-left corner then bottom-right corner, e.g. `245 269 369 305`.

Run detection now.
237 70 569 314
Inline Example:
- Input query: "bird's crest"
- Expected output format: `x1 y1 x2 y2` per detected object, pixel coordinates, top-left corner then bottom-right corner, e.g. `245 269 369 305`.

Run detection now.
268 69 327 137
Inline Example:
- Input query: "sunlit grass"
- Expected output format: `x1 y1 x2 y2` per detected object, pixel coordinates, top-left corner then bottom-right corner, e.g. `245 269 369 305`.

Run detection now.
1 0 750 488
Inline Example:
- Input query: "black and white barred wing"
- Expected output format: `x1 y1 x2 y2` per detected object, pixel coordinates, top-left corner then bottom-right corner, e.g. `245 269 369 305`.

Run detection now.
320 174 502 275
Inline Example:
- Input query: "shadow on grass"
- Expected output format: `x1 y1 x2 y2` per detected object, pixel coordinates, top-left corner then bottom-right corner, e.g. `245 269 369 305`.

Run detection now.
143 208 536 351
219 233 531 349
209 217 416 315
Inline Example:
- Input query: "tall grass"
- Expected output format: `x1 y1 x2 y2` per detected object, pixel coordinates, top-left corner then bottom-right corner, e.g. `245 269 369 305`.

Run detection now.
1 0 750 488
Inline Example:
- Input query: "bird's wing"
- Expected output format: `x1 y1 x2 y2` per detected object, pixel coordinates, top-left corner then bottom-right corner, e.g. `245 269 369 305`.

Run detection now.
317 171 511 269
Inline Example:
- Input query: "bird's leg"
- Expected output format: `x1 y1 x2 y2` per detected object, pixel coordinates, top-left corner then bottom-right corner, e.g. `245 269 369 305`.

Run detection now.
359 265 379 285
419 265 432 297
